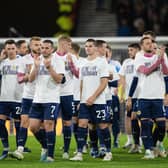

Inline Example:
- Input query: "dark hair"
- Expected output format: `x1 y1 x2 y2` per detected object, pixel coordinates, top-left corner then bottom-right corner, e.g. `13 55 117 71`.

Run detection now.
95 40 106 47
85 38 95 42
16 40 26 48
71 43 80 53
164 43 168 48
140 37 152 45
85 39 96 45
143 31 156 39
43 39 54 47
4 39 16 46
128 43 141 50
106 45 112 52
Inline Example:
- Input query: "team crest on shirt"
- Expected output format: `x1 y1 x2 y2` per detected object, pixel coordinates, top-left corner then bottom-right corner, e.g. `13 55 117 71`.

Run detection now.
144 62 151 67
81 66 98 76
38 65 49 75
126 65 134 74
2 65 18 75
136 110 141 116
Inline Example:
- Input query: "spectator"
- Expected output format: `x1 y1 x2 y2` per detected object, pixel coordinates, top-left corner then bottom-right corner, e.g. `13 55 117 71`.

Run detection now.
117 18 132 36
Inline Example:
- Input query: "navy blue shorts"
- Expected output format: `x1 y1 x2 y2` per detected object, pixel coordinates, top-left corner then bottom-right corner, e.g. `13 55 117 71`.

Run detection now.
79 103 109 124
137 99 165 119
29 103 60 120
164 106 168 119
72 100 80 117
21 98 33 115
0 102 21 119
60 95 73 120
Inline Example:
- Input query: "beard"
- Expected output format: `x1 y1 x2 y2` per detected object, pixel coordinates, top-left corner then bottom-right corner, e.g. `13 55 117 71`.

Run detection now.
32 49 41 55
145 50 152 53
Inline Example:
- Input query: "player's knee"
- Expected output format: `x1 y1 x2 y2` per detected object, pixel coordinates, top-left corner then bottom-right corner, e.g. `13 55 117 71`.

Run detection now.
21 119 29 128
29 125 39 133
156 120 165 130
78 120 88 128
63 120 72 127
44 120 55 131
99 123 108 129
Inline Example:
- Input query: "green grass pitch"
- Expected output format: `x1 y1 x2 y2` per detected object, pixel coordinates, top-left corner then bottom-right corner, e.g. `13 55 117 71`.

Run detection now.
0 134 168 168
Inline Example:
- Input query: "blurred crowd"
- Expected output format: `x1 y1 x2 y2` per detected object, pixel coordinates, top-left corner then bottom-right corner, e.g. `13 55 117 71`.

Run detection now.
116 0 168 36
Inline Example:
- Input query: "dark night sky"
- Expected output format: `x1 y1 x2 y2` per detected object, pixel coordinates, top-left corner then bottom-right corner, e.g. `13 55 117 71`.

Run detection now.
0 0 59 37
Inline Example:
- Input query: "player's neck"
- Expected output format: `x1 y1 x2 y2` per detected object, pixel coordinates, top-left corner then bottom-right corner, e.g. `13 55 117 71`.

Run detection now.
144 51 153 57
56 49 66 56
31 52 40 58
8 55 16 60
87 54 97 60
75 54 80 59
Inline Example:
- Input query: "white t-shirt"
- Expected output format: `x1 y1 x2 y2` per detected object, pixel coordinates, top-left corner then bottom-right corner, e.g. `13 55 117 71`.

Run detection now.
80 57 109 104
119 58 138 99
54 52 78 96
33 55 65 103
105 63 119 100
18 54 36 99
0 56 23 102
73 57 86 101
109 59 121 72
134 52 168 99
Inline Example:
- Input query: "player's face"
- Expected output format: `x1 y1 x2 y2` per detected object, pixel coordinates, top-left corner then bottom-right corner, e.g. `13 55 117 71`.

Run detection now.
97 43 107 56
128 47 137 59
5 44 17 59
18 42 29 56
106 48 112 61
30 40 42 55
41 43 53 57
85 42 96 55
141 39 153 53
62 41 72 53
152 42 158 54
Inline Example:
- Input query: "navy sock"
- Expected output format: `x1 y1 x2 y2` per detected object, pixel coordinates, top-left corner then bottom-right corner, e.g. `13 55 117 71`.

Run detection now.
18 127 27 147
63 126 72 153
73 123 78 145
141 120 153 150
46 131 55 158
77 127 88 152
34 129 47 149
112 97 120 145
84 127 88 145
0 119 9 149
97 128 105 148
99 128 111 152
89 129 98 151
156 120 166 142
112 120 120 144
131 119 140 145
14 121 20 147
152 126 159 147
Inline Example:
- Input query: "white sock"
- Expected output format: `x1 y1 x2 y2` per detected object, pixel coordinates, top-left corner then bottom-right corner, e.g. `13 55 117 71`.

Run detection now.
127 134 132 144
18 146 24 153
